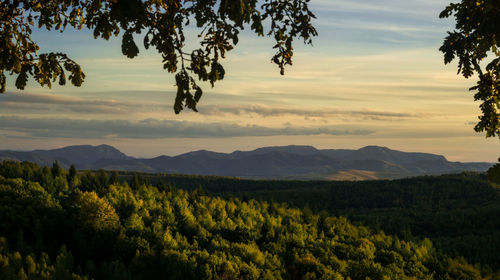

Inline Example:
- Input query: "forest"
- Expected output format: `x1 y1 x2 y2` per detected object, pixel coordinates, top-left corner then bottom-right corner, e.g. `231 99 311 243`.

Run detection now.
123 170 500 272
0 160 498 279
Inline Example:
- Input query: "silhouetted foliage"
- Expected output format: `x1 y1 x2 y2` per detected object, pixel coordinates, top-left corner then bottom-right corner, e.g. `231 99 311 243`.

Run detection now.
440 1 500 138
0 0 317 113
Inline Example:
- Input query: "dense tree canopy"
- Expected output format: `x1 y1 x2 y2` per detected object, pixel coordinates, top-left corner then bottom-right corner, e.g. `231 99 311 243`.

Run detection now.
0 0 317 113
0 161 494 279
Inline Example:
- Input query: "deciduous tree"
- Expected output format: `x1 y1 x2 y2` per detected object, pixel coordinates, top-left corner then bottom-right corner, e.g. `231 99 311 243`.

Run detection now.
0 0 317 113
440 0 500 138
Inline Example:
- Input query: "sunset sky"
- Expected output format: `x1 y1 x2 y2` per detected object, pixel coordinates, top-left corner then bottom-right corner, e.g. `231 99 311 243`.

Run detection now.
1 0 499 162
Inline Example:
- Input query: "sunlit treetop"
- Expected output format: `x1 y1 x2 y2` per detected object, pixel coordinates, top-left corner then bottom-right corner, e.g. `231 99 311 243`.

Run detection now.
0 0 317 113
440 0 500 138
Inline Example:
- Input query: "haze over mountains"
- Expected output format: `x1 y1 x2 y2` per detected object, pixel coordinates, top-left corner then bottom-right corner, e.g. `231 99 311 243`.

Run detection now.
0 144 493 180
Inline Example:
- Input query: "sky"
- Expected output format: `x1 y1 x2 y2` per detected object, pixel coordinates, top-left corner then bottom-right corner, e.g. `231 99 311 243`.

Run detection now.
1 0 500 162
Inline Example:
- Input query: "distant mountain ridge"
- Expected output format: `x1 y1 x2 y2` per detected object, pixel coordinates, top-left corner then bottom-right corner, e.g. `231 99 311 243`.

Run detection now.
0 144 493 180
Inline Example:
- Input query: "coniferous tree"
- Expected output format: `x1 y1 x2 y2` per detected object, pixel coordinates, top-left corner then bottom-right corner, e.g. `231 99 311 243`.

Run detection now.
51 161 62 178
68 165 77 184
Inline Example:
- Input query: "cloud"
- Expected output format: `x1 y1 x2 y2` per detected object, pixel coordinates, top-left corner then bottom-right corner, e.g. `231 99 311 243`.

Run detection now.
0 92 434 121
308 0 453 49
0 116 373 139
312 0 445 19
315 18 446 38
198 104 425 120
0 92 168 115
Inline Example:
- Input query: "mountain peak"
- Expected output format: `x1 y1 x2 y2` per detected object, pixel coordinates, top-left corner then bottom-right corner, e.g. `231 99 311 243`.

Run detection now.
95 144 118 150
0 144 492 179
248 145 319 155
39 144 130 167
50 144 125 156
93 144 127 155
358 145 390 151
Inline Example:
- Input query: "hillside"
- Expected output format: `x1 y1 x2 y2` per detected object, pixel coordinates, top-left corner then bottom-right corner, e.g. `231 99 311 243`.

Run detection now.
0 144 493 180
103 170 500 271
0 161 490 279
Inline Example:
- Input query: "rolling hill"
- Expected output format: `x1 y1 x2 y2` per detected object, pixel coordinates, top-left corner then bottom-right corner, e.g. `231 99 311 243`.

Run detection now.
0 144 493 180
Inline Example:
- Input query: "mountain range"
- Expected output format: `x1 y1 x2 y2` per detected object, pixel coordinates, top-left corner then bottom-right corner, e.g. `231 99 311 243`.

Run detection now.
0 144 493 180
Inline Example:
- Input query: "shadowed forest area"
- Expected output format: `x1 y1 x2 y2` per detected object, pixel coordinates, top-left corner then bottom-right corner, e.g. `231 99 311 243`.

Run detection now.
0 161 499 279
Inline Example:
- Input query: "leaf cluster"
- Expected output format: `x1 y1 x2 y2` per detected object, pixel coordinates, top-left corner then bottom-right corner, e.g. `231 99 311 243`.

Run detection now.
0 2 85 92
0 0 317 113
440 0 500 137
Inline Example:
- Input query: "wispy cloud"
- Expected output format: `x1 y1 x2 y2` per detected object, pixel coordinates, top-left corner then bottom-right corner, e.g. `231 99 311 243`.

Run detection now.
199 105 425 120
0 92 166 115
315 18 446 38
0 92 434 121
312 0 446 19
0 116 373 139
